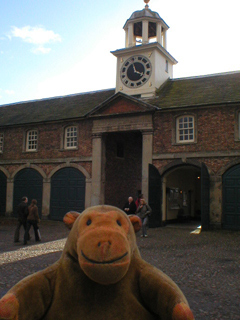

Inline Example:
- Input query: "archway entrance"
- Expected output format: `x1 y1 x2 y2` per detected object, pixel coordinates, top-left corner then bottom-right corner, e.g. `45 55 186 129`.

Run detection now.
50 167 85 221
148 164 162 227
163 165 202 223
0 171 7 216
223 165 240 230
104 131 142 209
13 168 43 218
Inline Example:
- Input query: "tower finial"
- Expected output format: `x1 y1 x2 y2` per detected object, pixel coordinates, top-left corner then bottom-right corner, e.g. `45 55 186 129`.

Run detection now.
144 0 150 9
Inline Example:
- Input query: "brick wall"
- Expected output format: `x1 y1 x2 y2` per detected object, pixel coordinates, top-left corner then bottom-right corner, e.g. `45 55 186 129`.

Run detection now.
0 119 93 179
0 119 93 161
153 104 240 174
104 131 142 209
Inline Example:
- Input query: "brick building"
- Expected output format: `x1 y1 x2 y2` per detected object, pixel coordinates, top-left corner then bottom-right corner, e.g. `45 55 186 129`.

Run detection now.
0 1 240 230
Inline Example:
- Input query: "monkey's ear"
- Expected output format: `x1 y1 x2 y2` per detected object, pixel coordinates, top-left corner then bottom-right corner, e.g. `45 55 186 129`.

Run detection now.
63 211 80 229
128 215 142 233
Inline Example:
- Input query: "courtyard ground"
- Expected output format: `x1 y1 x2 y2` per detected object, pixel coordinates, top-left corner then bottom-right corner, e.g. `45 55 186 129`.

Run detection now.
0 218 239 319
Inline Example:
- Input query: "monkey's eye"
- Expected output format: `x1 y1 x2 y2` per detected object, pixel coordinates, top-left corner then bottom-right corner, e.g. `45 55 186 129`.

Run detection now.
86 219 92 226
117 220 122 226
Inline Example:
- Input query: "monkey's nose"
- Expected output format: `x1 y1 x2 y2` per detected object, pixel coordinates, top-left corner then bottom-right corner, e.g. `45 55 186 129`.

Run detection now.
98 241 112 259
98 241 111 247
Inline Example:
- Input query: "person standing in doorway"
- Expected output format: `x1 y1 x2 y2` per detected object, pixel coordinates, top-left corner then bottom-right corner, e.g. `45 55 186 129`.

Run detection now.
123 196 137 215
24 199 40 245
136 198 152 238
135 193 143 209
14 197 29 243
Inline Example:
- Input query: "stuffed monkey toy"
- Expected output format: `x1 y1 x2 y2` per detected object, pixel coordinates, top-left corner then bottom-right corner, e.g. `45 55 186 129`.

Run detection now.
0 205 194 320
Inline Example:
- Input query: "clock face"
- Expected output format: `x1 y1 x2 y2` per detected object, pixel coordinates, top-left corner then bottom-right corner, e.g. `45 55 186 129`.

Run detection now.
120 55 152 88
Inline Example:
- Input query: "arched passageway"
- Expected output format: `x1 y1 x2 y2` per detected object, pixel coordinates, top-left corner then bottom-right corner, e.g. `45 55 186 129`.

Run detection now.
163 165 202 223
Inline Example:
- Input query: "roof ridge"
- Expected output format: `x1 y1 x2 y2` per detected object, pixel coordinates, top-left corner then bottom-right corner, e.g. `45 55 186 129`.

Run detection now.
172 70 240 82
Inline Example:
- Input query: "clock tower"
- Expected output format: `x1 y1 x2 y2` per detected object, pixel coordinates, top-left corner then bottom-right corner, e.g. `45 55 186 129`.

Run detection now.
111 0 177 97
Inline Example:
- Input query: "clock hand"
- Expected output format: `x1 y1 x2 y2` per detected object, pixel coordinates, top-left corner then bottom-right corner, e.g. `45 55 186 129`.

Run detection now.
135 70 143 76
133 64 143 76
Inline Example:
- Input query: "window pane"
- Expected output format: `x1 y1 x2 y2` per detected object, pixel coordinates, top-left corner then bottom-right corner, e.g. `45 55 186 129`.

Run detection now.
27 130 37 151
65 126 77 149
177 116 194 143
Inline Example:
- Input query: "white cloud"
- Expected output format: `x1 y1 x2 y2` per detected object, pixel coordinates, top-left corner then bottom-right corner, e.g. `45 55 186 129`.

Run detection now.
0 89 15 100
5 89 15 95
32 46 51 54
8 26 61 54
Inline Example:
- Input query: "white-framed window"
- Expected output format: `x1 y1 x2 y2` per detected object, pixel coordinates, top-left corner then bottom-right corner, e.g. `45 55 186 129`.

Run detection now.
0 133 3 153
176 116 194 143
64 126 77 149
26 130 38 151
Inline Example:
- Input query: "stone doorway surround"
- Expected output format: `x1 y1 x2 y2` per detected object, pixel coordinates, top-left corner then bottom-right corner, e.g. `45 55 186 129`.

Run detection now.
91 114 153 206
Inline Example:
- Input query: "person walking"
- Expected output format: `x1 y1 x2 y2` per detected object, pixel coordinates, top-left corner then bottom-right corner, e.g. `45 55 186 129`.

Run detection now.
24 199 40 245
136 198 152 238
14 196 29 243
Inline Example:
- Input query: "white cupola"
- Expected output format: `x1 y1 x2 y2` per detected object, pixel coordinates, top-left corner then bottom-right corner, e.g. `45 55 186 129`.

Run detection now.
112 0 177 97
124 0 169 49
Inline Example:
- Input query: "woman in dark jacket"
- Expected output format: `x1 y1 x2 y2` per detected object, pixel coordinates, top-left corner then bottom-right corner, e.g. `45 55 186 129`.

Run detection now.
24 199 40 245
136 198 152 238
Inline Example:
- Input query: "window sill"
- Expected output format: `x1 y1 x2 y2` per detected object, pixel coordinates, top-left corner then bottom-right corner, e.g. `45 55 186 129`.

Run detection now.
23 150 38 153
172 141 197 146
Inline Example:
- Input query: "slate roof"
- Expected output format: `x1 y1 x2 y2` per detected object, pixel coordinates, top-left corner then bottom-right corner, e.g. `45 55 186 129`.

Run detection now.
151 71 240 109
0 89 115 127
0 71 239 127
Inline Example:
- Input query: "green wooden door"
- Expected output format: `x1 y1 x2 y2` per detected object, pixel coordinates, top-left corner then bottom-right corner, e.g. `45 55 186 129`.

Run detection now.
13 169 43 218
223 165 240 230
50 168 85 221
148 164 162 227
0 171 7 216
201 163 210 231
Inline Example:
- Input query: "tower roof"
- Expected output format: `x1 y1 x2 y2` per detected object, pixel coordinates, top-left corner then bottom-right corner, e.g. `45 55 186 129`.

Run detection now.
123 5 169 29
129 8 163 22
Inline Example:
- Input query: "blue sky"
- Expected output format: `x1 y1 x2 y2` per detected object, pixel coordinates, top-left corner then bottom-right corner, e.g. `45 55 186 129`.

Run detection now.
0 0 239 105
